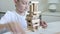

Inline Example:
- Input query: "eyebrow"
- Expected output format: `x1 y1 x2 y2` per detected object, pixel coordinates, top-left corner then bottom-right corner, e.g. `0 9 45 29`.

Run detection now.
21 0 30 4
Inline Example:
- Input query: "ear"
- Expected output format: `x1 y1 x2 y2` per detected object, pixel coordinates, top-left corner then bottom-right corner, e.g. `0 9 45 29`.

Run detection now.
14 0 17 3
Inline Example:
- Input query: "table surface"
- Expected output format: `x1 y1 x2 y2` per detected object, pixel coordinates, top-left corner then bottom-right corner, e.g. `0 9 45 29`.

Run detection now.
3 21 60 34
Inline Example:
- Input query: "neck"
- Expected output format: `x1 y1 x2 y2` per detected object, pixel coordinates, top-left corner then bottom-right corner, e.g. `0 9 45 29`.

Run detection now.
16 9 25 16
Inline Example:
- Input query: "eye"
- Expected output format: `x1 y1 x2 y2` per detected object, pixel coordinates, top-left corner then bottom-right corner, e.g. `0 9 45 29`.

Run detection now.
22 2 26 4
22 2 29 5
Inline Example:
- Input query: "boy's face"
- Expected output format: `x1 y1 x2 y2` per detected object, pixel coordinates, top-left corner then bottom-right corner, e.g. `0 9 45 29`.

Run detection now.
15 0 29 13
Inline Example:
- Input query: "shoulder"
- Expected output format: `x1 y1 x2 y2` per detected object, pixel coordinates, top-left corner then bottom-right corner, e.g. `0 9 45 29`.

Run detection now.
3 11 16 17
0 11 16 24
5 11 14 16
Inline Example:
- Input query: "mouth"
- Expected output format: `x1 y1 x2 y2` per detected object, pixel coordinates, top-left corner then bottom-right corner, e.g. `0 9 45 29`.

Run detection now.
24 9 27 11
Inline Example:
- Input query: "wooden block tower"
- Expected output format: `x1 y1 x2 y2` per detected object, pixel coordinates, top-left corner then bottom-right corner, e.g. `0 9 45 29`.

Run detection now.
26 1 40 32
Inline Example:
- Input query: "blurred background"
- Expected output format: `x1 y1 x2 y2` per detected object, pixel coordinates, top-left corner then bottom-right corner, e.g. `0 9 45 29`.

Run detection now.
0 0 60 34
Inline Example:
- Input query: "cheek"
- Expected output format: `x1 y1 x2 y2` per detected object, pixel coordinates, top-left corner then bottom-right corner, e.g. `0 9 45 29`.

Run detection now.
18 5 25 10
26 6 29 10
18 5 22 8
20 4 26 8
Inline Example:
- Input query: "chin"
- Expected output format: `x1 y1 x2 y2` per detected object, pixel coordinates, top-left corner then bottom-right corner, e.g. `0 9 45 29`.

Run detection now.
20 11 25 13
18 9 26 13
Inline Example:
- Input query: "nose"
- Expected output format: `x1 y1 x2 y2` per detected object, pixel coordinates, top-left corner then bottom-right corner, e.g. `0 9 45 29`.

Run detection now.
25 5 29 11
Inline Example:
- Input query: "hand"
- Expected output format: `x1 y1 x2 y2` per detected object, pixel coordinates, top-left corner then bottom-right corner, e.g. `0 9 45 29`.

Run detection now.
0 24 5 30
6 22 26 34
40 20 47 29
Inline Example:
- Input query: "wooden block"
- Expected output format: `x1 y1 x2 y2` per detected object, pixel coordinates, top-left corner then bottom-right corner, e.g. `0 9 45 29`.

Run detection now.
31 1 39 3
32 19 40 24
27 26 33 30
33 26 38 30
32 2 38 11
33 22 39 25
33 24 39 27
32 15 39 19
27 22 33 27
33 12 40 14
27 20 31 23
34 22 38 24
31 26 39 32
27 24 31 27
33 13 37 15
30 5 33 12
26 17 32 21
26 15 32 17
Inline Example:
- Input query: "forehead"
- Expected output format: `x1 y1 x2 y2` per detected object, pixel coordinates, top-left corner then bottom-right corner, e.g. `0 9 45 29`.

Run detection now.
20 0 30 2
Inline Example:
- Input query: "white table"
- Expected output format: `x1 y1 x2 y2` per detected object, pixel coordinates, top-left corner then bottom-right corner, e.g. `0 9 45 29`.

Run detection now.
3 21 60 34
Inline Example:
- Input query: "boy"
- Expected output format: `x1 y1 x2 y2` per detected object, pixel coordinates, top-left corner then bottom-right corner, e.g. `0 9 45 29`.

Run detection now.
0 0 47 34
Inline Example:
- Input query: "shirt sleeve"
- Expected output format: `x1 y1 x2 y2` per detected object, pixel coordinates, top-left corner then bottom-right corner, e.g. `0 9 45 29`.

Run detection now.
0 11 12 24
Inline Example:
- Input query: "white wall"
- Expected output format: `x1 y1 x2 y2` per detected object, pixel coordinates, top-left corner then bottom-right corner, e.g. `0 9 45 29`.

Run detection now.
48 0 60 12
42 15 60 23
0 0 60 12
56 0 60 12
0 0 15 12
32 0 48 12
48 0 59 3
0 0 48 12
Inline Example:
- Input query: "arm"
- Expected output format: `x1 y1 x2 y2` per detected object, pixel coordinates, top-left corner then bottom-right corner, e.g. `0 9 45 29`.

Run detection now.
39 15 47 28
0 24 5 29
5 22 26 34
0 12 26 34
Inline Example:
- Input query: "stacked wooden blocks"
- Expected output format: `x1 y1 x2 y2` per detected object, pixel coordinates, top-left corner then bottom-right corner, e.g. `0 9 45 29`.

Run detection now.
26 1 40 32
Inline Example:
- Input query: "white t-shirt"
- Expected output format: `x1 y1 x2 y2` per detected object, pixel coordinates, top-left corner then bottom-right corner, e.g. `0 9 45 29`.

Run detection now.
0 11 27 29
